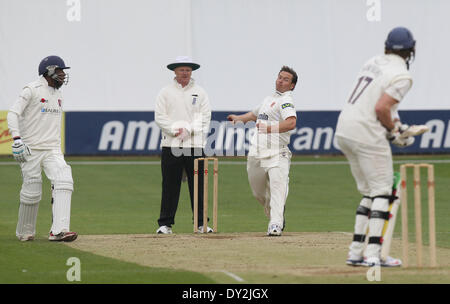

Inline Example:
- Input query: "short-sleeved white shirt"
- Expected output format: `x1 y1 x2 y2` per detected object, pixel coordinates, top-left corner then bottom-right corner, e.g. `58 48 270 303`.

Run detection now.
335 54 412 147
248 91 297 158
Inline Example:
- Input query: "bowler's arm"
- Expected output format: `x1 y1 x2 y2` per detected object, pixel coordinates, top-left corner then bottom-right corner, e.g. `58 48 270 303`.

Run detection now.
227 112 257 124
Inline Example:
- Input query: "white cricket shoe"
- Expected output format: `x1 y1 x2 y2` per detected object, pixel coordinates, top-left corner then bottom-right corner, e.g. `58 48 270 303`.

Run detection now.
156 225 173 234
267 224 282 236
359 256 402 267
49 231 78 242
346 253 365 266
17 234 35 242
380 256 402 267
197 226 213 233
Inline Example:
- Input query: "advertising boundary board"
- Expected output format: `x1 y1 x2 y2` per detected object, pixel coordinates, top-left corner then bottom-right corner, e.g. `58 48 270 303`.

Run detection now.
65 110 450 156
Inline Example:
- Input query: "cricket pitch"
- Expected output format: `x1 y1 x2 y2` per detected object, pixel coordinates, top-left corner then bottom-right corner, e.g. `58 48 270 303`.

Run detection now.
67 232 450 283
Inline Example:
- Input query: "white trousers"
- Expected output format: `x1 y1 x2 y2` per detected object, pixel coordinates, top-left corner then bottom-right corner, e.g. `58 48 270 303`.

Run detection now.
336 137 393 197
337 136 393 259
18 149 73 237
247 151 291 228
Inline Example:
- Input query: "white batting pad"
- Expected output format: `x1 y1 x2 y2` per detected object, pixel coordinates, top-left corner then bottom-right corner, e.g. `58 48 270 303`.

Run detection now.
20 178 42 204
16 202 39 240
50 190 72 234
365 198 389 259
52 165 74 191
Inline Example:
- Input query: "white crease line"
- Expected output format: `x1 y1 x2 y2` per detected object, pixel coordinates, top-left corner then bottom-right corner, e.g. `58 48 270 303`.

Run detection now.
221 270 245 282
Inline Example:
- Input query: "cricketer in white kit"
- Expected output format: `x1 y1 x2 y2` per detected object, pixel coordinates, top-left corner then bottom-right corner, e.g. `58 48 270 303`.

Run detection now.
227 66 298 236
7 55 77 242
335 27 417 267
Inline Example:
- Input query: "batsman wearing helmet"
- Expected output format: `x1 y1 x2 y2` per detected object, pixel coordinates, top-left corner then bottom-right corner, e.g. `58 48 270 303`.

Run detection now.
227 66 298 236
335 27 418 267
7 55 77 242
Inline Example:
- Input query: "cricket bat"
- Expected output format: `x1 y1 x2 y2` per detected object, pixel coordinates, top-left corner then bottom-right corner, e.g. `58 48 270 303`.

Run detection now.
399 124 429 139
380 172 402 261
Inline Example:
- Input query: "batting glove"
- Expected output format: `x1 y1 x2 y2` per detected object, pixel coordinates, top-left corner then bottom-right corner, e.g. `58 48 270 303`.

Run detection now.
387 131 415 148
394 121 430 139
11 137 31 162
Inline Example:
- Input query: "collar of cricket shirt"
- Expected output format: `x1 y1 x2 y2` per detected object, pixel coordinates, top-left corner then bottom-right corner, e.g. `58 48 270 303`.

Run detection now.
39 76 57 93
40 75 49 86
173 77 195 90
385 53 409 67
274 90 292 97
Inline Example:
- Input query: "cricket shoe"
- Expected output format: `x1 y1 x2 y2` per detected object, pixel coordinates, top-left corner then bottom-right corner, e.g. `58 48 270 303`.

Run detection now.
49 231 78 242
156 225 173 234
359 256 402 267
267 224 282 236
197 226 213 233
346 253 365 266
380 256 402 267
18 234 35 242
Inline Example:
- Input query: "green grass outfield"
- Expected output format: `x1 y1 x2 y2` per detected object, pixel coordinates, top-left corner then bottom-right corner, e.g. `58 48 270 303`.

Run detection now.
0 154 449 284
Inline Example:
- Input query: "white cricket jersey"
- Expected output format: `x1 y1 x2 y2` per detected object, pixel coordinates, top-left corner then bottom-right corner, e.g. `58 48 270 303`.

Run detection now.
335 54 412 147
248 91 297 158
8 76 64 150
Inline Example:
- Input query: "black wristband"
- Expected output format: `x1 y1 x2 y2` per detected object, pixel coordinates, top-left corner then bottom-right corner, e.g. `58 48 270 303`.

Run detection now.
13 136 21 140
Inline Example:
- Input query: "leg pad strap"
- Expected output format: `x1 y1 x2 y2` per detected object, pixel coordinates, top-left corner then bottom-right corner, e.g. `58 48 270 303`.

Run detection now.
368 236 383 245
369 210 390 220
353 234 366 242
372 194 398 204
356 205 370 216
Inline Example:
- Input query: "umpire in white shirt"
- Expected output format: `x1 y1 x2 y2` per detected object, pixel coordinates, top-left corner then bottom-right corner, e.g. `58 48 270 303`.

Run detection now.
155 56 212 234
